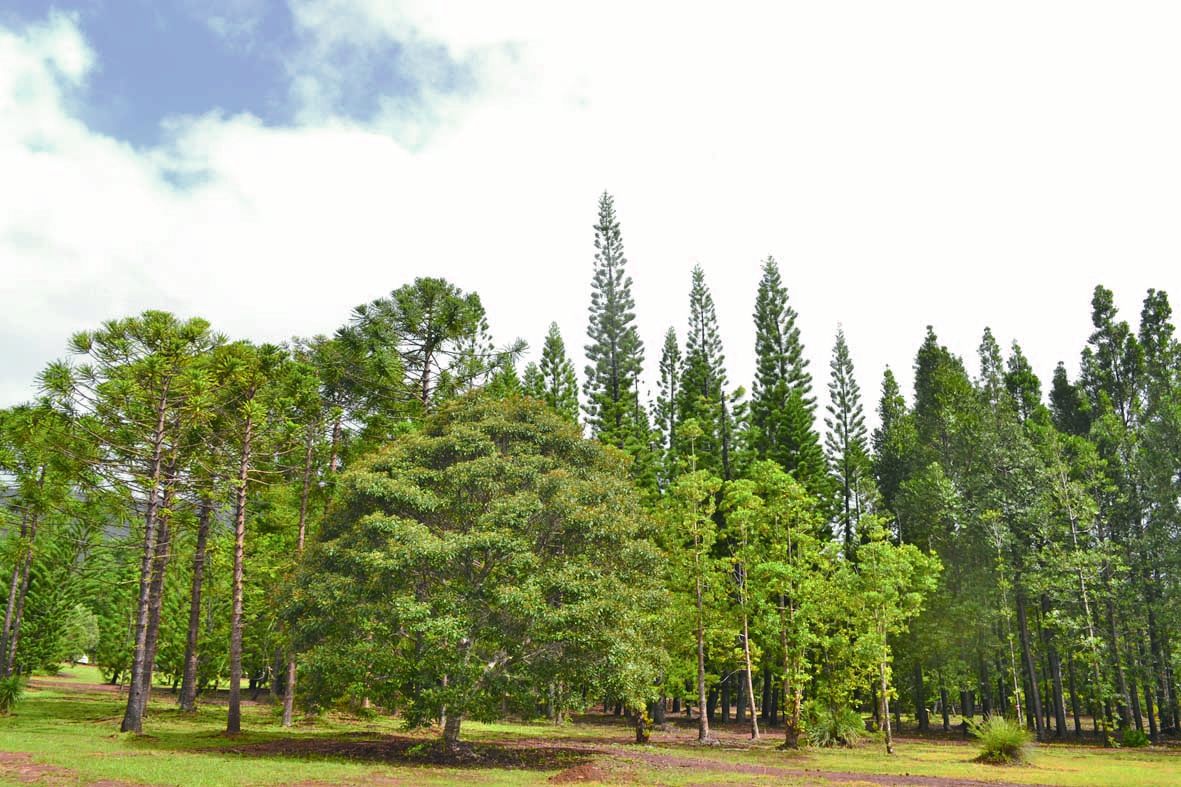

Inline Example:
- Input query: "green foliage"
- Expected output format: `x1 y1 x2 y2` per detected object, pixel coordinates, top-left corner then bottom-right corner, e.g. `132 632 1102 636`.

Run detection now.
0 675 24 714
805 702 865 748
1120 728 1149 748
825 327 871 551
583 192 645 447
970 714 1032 764
291 394 666 740
678 266 730 477
747 257 827 495
534 323 579 423
345 277 501 414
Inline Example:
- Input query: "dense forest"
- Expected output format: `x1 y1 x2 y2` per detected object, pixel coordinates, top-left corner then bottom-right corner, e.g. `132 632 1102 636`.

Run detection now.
1 192 1177 755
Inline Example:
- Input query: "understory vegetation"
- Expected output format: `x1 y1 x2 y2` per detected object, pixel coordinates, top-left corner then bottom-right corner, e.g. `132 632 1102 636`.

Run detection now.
2 193 1180 780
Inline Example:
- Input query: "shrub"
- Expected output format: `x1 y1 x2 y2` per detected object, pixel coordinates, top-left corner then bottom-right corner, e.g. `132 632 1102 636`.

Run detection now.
0 675 25 714
970 714 1032 764
1121 728 1150 748
805 703 865 748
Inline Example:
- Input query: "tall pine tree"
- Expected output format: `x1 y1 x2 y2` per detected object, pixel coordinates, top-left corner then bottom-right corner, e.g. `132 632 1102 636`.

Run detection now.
584 192 645 447
747 257 826 494
527 323 579 422
654 327 682 486
824 327 870 552
678 267 731 478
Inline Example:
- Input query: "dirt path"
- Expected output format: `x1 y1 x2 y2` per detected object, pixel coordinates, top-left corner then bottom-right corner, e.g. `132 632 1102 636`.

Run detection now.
0 751 136 786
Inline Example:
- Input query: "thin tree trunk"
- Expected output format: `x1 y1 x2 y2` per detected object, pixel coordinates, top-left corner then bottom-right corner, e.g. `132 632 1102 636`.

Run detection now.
1129 653 1146 732
761 668 771 723
1141 641 1159 743
880 653 894 755
179 498 213 711
1039 594 1068 737
121 385 171 734
695 572 711 743
1067 655 1082 736
742 613 760 739
282 429 316 727
913 663 929 732
328 416 342 473
0 514 28 678
1015 588 1045 739
4 544 35 676
227 412 253 735
1103 593 1132 729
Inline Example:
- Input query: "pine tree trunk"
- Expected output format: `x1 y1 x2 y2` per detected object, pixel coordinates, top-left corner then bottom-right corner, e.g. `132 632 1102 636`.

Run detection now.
880 658 894 755
761 668 771 723
780 595 801 748
1129 659 1144 733
3 544 34 676
121 387 171 734
227 412 253 735
137 513 173 716
695 574 711 743
913 663 929 732
1141 641 1159 742
282 429 316 728
179 499 212 712
0 514 28 678
1015 589 1045 739
1039 594 1068 737
742 614 760 739
1103 594 1132 729
1145 588 1173 735
1066 655 1082 735
328 416 342 473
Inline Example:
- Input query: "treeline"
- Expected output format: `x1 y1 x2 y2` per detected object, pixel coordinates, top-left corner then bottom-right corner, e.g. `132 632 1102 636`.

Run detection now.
0 192 1177 752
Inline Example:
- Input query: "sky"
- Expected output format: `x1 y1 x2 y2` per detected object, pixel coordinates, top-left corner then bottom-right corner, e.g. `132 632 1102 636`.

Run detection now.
2 2 1180 428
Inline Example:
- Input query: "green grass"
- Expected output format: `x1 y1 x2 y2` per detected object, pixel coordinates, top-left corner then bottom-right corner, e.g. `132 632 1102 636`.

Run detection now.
0 666 1178 785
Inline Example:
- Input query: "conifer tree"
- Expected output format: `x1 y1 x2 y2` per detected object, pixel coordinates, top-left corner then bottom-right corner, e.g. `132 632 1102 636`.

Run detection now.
748 257 826 494
537 323 579 422
522 362 544 399
584 192 645 446
1049 362 1090 436
678 266 731 478
1004 341 1042 422
824 327 870 552
654 328 682 485
872 368 913 517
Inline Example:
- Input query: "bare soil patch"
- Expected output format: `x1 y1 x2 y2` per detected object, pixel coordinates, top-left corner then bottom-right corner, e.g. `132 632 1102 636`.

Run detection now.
0 751 136 786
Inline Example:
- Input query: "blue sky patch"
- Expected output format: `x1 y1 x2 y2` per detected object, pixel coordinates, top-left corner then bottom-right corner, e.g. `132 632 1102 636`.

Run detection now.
1 0 475 147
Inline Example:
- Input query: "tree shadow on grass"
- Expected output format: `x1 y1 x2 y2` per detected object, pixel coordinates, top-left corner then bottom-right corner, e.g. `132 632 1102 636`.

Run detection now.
144 731 600 771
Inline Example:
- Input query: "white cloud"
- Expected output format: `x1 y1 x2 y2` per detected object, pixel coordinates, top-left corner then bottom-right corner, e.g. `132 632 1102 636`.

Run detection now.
3 2 1181 426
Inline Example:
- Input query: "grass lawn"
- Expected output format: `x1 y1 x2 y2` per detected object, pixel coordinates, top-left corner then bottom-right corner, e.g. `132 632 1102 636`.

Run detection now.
1 665 1178 785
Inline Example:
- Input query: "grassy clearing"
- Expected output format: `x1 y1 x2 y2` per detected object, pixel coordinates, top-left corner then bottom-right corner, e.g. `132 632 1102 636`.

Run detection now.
1 665 1178 786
